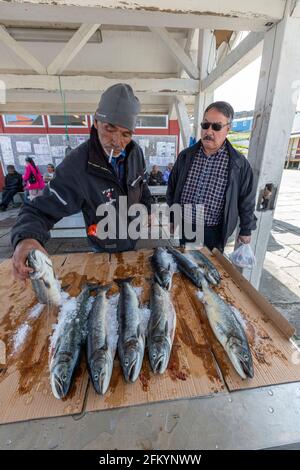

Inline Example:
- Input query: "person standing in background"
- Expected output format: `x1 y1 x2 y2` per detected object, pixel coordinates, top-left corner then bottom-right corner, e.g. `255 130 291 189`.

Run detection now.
163 162 174 185
43 164 55 183
0 165 23 211
148 165 164 186
23 157 45 201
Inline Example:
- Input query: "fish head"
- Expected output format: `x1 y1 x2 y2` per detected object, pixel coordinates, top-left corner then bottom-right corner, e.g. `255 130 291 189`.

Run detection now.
122 338 144 383
148 337 171 374
227 336 254 379
28 249 52 280
90 350 112 395
50 361 73 399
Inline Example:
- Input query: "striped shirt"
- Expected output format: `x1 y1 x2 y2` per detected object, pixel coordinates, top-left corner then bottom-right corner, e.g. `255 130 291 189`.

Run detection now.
180 142 229 226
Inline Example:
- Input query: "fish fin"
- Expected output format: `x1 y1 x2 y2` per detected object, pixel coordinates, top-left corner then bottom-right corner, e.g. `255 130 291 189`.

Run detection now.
114 277 134 287
61 283 71 291
100 283 113 292
84 282 102 294
137 323 144 339
164 320 169 336
103 335 109 351
43 279 51 289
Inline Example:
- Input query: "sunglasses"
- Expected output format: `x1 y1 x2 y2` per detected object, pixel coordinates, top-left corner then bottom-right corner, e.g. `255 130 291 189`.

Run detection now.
201 121 230 131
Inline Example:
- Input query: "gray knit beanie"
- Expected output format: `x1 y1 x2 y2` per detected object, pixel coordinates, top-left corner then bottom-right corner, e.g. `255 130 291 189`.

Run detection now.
95 83 140 131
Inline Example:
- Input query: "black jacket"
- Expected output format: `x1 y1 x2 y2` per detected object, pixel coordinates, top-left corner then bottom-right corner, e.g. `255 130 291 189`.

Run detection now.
4 172 23 192
166 139 257 244
148 170 164 186
11 127 152 253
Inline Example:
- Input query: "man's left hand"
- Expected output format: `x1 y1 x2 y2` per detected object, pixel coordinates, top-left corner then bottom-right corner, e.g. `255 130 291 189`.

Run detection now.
238 235 251 244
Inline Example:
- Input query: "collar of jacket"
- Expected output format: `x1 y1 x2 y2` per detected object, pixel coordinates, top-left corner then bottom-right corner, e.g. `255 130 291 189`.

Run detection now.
186 138 244 169
87 125 139 177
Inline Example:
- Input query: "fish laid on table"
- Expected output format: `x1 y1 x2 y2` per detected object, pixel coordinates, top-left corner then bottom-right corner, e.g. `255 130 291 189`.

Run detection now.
167 246 205 288
151 247 175 291
189 250 221 285
50 284 98 399
87 284 118 395
148 281 176 374
200 276 254 379
27 249 61 306
116 278 145 383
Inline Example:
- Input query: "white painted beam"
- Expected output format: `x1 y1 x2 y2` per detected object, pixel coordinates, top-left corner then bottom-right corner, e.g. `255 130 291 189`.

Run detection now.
174 96 191 149
244 10 300 288
150 27 199 79
0 74 199 95
47 24 101 75
201 32 264 92
0 101 169 114
291 0 300 17
0 1 284 32
0 25 46 74
193 30 215 140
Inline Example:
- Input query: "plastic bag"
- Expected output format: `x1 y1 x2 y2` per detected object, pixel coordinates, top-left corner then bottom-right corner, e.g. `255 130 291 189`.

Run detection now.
229 243 256 269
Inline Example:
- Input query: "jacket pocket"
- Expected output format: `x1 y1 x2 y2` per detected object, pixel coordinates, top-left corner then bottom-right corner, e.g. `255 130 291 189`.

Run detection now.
128 174 143 205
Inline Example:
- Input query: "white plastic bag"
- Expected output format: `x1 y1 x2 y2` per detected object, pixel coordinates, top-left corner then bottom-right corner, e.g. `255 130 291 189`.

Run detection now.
229 243 256 269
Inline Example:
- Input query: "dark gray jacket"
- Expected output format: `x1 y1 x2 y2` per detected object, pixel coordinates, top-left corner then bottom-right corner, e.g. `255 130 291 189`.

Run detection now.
166 139 257 244
11 127 152 253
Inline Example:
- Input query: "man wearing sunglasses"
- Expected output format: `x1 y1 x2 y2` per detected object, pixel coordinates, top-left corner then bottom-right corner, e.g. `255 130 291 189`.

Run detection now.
167 101 256 251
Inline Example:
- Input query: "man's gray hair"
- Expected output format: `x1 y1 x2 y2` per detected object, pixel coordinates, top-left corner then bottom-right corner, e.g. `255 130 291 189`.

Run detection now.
204 101 234 122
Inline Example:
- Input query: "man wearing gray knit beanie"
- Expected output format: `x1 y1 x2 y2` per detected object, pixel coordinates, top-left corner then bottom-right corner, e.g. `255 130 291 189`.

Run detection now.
93 83 140 159
11 83 153 276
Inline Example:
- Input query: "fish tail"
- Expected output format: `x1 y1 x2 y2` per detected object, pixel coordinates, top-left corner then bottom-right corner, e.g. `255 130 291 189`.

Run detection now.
114 277 134 287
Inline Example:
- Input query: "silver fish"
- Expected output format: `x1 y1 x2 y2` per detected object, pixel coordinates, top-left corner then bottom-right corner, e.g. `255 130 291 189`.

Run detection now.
189 250 221 285
151 247 174 291
27 249 61 306
148 281 176 374
200 277 254 379
167 246 205 288
50 284 97 399
87 285 117 395
116 278 145 383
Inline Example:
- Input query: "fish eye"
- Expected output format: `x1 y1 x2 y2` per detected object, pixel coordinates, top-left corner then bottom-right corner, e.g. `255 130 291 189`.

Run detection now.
152 353 157 360
124 359 129 366
62 374 67 382
244 354 249 360
94 374 99 381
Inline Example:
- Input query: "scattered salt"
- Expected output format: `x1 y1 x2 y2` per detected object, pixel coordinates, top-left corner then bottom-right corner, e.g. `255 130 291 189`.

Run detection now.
13 323 31 352
28 303 44 319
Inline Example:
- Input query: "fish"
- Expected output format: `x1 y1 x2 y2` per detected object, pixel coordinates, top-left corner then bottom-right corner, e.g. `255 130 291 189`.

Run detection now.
189 250 221 285
27 249 61 306
167 246 205 288
200 277 254 379
151 247 174 291
116 278 145 383
148 281 176 374
87 284 118 395
50 283 98 399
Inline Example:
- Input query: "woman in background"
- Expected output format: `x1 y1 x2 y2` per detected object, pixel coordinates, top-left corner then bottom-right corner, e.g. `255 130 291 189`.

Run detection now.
23 157 45 201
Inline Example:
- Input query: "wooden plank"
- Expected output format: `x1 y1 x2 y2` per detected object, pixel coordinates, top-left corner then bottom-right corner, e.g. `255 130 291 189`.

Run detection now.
0 254 90 425
183 248 300 392
85 250 226 413
150 27 199 79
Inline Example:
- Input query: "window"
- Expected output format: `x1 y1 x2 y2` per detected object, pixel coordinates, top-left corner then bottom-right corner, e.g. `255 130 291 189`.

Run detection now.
3 114 44 127
135 115 168 129
48 115 88 127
